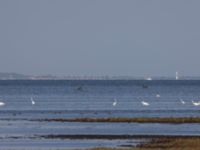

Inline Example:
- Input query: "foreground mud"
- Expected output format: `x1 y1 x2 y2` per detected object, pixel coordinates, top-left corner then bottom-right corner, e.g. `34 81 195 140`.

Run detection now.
90 136 200 150
36 117 200 123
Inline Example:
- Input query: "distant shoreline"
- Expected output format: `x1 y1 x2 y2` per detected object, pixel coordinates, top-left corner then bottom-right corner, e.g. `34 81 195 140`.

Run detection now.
1 72 200 80
1 79 200 81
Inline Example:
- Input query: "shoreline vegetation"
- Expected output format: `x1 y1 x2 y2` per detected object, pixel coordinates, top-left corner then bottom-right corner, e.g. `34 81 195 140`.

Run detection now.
89 137 200 150
39 134 199 140
36 117 200 123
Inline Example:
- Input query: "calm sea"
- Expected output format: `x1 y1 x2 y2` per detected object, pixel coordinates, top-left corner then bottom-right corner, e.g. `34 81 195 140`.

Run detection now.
0 80 200 149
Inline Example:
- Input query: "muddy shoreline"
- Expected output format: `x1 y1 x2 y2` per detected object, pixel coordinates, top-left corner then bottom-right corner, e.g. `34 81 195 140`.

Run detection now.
34 117 200 123
89 136 200 150
2 117 200 123
2 134 200 140
38 134 200 140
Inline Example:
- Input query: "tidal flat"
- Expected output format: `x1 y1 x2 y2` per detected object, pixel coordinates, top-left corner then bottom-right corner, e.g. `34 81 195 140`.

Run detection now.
89 136 200 150
36 117 200 123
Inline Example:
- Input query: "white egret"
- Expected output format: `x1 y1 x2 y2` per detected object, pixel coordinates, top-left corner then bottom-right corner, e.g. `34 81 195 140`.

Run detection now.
180 99 185 104
192 100 200 106
0 101 5 106
112 99 117 106
31 97 35 105
141 101 149 106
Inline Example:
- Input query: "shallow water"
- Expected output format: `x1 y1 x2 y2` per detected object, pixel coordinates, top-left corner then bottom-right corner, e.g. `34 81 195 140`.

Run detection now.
0 139 144 150
0 80 200 149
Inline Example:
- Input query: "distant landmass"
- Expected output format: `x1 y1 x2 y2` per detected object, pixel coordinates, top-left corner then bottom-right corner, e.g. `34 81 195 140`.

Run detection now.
0 72 142 80
0 72 29 80
0 72 59 80
0 72 199 80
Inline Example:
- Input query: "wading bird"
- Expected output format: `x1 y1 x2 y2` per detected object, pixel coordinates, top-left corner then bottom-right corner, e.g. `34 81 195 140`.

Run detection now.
113 99 117 106
192 100 200 106
31 97 35 105
141 101 149 106
0 101 5 106
180 99 185 104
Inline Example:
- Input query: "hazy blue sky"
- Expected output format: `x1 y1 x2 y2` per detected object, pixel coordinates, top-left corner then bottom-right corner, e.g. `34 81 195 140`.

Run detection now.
0 0 200 76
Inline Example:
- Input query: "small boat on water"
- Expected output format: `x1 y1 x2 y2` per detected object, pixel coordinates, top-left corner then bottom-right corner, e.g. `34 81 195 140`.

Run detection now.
146 77 152 81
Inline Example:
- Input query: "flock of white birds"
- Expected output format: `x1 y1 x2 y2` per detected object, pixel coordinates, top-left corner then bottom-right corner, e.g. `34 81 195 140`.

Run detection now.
112 94 200 107
0 97 35 107
1 72 191 108
0 94 200 108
